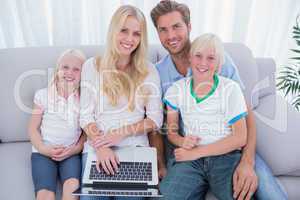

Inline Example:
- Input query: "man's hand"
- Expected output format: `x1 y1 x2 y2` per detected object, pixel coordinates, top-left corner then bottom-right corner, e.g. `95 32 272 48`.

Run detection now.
233 160 258 200
158 164 167 180
182 135 200 149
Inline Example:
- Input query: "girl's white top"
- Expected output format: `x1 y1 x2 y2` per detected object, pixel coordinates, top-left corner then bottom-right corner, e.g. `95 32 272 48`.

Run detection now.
32 87 82 152
80 58 163 153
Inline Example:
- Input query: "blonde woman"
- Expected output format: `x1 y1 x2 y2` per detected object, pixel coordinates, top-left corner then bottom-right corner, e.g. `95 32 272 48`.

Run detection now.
79 5 163 200
28 49 86 200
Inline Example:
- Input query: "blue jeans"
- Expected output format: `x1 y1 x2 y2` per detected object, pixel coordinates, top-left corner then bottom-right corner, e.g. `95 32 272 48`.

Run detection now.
165 137 288 200
80 153 144 200
160 150 242 200
31 153 81 193
254 154 288 200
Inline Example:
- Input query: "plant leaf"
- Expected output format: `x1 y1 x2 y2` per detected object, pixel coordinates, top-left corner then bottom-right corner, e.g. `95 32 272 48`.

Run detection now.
285 86 292 97
289 57 300 60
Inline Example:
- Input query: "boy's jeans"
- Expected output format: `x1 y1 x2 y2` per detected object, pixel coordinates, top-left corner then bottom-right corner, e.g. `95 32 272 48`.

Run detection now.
160 150 243 200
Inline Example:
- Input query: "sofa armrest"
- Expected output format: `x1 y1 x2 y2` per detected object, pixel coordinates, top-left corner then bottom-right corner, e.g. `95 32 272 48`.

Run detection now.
254 93 300 175
255 58 276 99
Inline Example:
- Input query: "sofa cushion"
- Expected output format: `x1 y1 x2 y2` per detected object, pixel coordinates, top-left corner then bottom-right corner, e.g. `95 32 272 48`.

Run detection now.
0 142 34 200
278 176 300 200
224 43 259 109
255 58 276 98
254 94 300 175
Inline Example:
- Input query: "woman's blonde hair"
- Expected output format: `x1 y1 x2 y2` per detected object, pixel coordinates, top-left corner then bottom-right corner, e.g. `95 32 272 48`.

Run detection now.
96 5 149 111
190 33 225 72
49 49 86 92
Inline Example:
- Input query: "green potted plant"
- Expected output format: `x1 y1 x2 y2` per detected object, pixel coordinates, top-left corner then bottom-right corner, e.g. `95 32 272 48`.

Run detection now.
277 15 300 111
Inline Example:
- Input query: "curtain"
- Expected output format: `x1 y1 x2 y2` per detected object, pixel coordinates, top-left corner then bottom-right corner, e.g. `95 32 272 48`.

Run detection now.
0 0 299 66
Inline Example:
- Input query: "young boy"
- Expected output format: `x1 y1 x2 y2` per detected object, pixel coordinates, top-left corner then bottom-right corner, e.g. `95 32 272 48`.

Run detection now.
160 33 248 200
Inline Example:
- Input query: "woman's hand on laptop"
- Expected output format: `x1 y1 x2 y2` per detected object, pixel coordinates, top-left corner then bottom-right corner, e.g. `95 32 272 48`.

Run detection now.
96 147 120 175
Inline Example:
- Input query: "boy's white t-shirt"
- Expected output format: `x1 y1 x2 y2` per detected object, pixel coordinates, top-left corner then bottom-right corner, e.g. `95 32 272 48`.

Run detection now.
163 75 248 145
32 87 82 152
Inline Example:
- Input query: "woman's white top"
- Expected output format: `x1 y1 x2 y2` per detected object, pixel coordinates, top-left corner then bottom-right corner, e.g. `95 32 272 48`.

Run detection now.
80 58 163 153
32 87 82 152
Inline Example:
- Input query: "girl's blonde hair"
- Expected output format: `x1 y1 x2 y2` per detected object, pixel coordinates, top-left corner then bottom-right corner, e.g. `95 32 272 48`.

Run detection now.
49 49 86 92
96 5 149 111
190 33 225 72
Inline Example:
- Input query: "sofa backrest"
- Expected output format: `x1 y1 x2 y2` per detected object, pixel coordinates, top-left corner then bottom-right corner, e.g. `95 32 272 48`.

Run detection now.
0 43 260 143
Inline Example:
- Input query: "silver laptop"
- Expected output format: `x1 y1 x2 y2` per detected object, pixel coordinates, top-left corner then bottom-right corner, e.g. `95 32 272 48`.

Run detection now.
73 146 162 197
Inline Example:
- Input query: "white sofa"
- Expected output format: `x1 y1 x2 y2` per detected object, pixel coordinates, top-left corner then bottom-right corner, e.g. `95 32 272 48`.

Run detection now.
0 44 300 200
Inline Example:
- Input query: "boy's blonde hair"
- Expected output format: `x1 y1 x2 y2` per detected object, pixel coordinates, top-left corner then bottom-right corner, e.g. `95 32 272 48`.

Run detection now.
50 49 86 90
190 33 225 72
96 5 149 111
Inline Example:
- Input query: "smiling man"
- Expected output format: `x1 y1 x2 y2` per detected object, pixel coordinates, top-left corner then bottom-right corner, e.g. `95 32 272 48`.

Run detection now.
148 1 288 200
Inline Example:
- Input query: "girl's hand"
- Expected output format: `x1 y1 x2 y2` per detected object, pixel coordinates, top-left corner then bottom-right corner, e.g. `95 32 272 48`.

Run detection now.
51 144 76 161
92 130 126 148
182 135 200 149
96 147 120 175
41 145 65 158
174 147 200 162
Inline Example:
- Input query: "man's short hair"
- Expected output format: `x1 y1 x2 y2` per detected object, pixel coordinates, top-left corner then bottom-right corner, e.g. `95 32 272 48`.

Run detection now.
150 0 190 28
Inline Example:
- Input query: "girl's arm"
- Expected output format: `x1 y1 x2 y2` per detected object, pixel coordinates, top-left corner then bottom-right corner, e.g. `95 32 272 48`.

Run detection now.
70 132 87 154
28 104 49 155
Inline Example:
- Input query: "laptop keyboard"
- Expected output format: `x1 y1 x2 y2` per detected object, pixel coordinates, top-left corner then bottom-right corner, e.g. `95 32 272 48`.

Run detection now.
88 190 152 196
89 161 152 181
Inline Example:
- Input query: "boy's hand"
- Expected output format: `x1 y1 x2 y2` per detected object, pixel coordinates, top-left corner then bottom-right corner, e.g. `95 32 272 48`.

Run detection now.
182 135 200 149
174 147 200 162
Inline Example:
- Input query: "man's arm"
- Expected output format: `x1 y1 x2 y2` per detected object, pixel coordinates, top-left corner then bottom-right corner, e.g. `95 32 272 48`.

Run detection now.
220 52 258 200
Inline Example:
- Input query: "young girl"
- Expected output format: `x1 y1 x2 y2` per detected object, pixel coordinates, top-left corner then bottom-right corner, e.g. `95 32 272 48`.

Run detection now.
28 49 86 200
79 5 163 200
160 33 249 200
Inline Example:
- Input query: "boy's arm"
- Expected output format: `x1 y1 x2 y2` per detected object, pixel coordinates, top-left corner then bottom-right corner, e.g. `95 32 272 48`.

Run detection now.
197 118 247 156
175 117 247 161
233 105 258 200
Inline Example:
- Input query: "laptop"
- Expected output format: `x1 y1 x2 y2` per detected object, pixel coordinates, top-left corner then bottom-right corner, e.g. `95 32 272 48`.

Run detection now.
73 146 162 197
